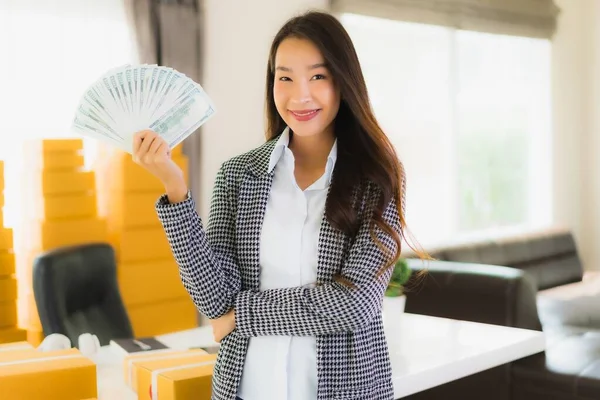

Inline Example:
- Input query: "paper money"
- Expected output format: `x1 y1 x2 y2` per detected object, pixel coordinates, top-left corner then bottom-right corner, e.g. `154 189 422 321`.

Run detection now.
72 64 216 154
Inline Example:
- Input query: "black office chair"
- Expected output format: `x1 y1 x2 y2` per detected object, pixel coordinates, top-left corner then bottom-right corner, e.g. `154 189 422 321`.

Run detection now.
32 243 134 346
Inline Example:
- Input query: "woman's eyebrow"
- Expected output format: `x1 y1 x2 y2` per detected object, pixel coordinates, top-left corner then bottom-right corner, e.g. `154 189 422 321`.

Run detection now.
275 63 327 72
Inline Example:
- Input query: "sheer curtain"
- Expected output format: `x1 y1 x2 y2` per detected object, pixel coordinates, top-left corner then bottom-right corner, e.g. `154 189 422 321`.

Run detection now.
0 0 136 230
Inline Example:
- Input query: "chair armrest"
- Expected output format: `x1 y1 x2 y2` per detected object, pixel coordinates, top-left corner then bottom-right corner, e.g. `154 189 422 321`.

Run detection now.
404 259 542 331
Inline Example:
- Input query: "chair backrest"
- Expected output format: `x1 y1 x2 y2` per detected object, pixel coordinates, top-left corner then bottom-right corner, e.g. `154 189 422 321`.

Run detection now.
32 243 134 346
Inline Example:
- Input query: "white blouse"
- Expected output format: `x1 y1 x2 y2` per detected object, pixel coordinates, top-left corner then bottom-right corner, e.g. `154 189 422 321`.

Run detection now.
236 127 338 400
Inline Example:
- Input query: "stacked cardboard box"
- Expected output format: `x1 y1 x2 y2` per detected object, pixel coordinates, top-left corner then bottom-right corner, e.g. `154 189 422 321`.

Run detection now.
17 139 108 345
0 161 27 344
95 144 197 337
0 347 97 398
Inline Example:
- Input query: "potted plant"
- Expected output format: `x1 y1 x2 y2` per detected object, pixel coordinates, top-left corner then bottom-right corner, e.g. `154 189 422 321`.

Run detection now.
382 258 412 323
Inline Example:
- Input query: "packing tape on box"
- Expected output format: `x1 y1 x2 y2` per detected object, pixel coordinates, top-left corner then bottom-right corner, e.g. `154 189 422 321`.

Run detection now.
0 354 81 366
151 360 216 400
0 344 33 352
128 350 203 387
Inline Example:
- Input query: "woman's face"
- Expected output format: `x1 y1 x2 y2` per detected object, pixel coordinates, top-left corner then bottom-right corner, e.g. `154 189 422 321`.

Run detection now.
273 37 340 138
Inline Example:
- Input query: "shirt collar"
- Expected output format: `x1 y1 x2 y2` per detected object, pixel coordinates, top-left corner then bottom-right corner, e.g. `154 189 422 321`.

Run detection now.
267 127 338 178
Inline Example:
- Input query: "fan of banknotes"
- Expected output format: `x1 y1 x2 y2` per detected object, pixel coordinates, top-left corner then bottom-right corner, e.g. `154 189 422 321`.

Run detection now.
71 64 216 154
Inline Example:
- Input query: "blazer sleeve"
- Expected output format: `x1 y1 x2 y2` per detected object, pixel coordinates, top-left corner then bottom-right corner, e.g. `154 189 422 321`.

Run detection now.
155 164 241 319
234 184 404 337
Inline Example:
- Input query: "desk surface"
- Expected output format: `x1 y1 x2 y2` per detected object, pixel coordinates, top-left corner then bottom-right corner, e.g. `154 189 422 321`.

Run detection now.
94 313 545 399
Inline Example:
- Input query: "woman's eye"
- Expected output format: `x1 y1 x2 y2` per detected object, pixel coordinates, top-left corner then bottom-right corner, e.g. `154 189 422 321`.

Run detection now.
279 76 291 81
312 74 326 80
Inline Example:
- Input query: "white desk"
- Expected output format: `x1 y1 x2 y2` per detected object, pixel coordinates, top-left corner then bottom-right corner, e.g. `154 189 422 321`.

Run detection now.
94 313 545 399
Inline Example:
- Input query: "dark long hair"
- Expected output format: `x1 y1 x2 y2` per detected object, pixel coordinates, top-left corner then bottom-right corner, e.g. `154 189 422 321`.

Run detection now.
265 10 429 277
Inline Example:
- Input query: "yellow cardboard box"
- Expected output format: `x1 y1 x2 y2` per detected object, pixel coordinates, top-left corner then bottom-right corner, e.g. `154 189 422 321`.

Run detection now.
0 252 15 276
110 227 173 262
29 193 97 221
0 327 27 344
136 352 216 400
0 347 97 399
118 259 187 306
0 278 17 302
107 191 163 229
26 329 44 347
27 218 107 251
105 154 188 192
0 229 13 251
128 298 197 337
23 140 84 169
39 139 83 154
0 341 33 352
123 349 207 392
0 301 18 328
31 170 96 196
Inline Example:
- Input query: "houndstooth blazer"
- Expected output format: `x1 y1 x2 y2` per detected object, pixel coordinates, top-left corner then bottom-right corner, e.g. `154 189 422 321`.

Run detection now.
155 134 404 400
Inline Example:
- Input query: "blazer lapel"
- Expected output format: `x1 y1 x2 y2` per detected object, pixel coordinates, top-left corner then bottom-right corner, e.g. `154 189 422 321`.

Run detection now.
236 138 278 291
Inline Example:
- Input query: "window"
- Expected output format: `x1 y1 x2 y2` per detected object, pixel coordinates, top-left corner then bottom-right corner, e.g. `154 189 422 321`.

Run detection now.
0 0 136 230
340 13 552 247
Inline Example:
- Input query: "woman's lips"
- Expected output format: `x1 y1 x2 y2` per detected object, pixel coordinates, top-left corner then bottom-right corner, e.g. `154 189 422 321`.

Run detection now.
289 109 320 121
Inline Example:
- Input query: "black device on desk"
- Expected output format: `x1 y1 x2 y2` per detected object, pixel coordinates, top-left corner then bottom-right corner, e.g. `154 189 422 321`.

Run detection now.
110 337 220 355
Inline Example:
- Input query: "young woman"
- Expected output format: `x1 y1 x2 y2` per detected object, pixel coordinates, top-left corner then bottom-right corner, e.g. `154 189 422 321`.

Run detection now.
133 9 423 400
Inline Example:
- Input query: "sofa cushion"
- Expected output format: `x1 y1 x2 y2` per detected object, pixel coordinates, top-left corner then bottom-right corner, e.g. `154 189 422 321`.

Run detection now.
512 327 600 398
537 272 600 329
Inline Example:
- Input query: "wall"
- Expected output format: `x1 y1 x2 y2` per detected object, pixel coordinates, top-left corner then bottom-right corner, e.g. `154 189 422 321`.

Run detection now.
199 0 328 220
579 0 600 271
553 0 600 270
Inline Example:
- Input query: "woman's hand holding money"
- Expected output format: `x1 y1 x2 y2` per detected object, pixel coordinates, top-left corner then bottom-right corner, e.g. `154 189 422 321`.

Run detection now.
132 130 188 203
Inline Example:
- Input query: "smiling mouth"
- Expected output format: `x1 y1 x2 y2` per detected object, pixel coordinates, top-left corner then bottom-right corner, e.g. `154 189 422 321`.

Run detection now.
290 109 320 116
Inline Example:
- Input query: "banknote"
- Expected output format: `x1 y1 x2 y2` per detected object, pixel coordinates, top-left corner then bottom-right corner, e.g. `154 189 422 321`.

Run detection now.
71 64 216 154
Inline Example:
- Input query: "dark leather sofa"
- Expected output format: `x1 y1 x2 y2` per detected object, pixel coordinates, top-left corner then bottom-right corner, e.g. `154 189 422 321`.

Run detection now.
402 228 600 400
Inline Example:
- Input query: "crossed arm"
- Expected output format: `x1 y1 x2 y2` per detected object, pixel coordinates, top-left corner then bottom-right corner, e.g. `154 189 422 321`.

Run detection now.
156 163 403 337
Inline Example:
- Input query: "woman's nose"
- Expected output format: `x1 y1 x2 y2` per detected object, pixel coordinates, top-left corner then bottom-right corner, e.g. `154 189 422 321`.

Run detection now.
291 81 311 103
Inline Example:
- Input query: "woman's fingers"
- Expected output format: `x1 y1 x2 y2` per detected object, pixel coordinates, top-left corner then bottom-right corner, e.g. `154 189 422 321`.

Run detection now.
148 135 165 159
138 131 157 157
132 130 169 165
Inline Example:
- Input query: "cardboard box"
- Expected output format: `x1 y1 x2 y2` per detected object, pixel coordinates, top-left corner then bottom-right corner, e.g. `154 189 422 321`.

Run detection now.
118 260 187 306
25 148 84 171
106 191 163 229
39 139 83 154
110 228 173 262
0 341 33 352
0 229 13 251
26 329 44 347
0 327 27 344
128 298 198 337
123 349 207 392
36 170 96 196
0 301 18 328
29 193 97 221
136 352 216 400
102 153 188 192
27 218 107 251
0 278 17 302
0 252 15 276
0 347 97 399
